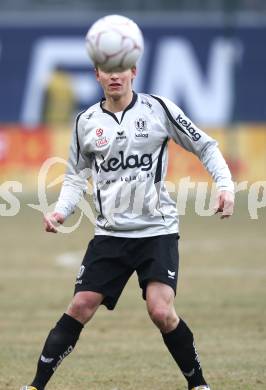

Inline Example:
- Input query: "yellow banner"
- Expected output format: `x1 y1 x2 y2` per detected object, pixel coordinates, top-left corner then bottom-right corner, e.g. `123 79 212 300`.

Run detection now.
0 125 265 192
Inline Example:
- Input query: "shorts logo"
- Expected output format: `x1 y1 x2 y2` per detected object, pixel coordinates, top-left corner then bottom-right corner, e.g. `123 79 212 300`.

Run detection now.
168 270 176 279
135 118 148 138
176 114 201 141
77 265 85 279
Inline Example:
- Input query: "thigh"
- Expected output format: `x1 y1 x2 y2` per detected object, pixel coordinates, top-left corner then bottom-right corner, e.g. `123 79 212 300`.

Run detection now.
136 233 179 300
74 235 134 310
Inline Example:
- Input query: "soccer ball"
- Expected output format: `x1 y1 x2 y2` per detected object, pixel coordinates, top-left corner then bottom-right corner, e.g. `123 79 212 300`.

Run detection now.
85 14 144 72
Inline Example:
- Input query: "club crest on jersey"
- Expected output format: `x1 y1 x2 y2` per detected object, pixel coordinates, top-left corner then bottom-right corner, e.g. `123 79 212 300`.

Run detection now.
135 118 147 131
135 118 148 138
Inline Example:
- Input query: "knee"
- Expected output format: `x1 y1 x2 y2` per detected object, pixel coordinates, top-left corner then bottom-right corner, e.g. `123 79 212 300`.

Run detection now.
148 305 178 333
70 297 93 316
67 292 102 324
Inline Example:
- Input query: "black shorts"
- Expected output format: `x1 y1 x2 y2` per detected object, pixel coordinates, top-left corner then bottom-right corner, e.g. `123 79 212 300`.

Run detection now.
74 233 179 310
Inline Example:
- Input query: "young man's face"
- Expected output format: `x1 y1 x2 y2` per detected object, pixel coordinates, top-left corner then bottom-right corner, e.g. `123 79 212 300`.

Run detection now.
95 67 136 99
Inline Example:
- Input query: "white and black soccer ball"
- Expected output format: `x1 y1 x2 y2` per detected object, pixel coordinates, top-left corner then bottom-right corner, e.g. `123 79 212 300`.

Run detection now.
85 14 144 72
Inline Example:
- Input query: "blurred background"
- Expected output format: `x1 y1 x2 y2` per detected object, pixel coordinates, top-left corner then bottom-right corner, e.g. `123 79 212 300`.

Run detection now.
1 2 266 390
0 0 266 190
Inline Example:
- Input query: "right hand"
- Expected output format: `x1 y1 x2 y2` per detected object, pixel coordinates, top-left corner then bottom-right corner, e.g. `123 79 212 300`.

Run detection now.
213 190 235 219
44 212 65 233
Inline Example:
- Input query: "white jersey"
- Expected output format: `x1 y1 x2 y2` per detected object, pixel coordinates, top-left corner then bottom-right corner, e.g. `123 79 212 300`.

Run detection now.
55 92 234 237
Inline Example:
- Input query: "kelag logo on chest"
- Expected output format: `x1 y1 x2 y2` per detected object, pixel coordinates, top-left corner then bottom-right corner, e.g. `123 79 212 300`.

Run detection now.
100 151 152 172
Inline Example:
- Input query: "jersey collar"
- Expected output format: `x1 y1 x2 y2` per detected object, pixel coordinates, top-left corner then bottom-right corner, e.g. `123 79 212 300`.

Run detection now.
100 91 138 124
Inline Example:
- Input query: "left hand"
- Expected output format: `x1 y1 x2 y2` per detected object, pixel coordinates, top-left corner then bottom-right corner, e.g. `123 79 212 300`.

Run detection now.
214 190 235 219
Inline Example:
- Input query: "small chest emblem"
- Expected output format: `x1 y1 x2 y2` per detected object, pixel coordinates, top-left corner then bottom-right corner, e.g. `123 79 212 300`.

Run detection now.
135 118 148 138
95 128 108 147
135 118 147 132
116 130 127 141
96 128 104 137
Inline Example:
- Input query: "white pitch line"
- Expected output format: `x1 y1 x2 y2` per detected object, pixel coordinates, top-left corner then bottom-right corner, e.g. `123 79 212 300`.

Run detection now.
1 265 266 279
53 251 266 278
55 251 83 268
183 267 266 277
180 237 266 251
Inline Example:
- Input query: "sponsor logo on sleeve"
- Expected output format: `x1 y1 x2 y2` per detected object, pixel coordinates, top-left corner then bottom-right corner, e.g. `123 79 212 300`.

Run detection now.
176 114 201 141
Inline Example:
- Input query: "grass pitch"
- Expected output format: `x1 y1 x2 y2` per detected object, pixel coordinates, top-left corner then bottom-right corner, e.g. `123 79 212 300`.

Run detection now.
0 193 265 390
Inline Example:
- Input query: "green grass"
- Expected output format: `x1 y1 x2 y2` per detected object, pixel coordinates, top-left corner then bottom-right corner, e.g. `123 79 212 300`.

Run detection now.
0 193 265 390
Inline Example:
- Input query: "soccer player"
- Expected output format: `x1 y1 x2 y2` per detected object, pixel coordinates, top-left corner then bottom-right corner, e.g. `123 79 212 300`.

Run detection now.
20 65 234 390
